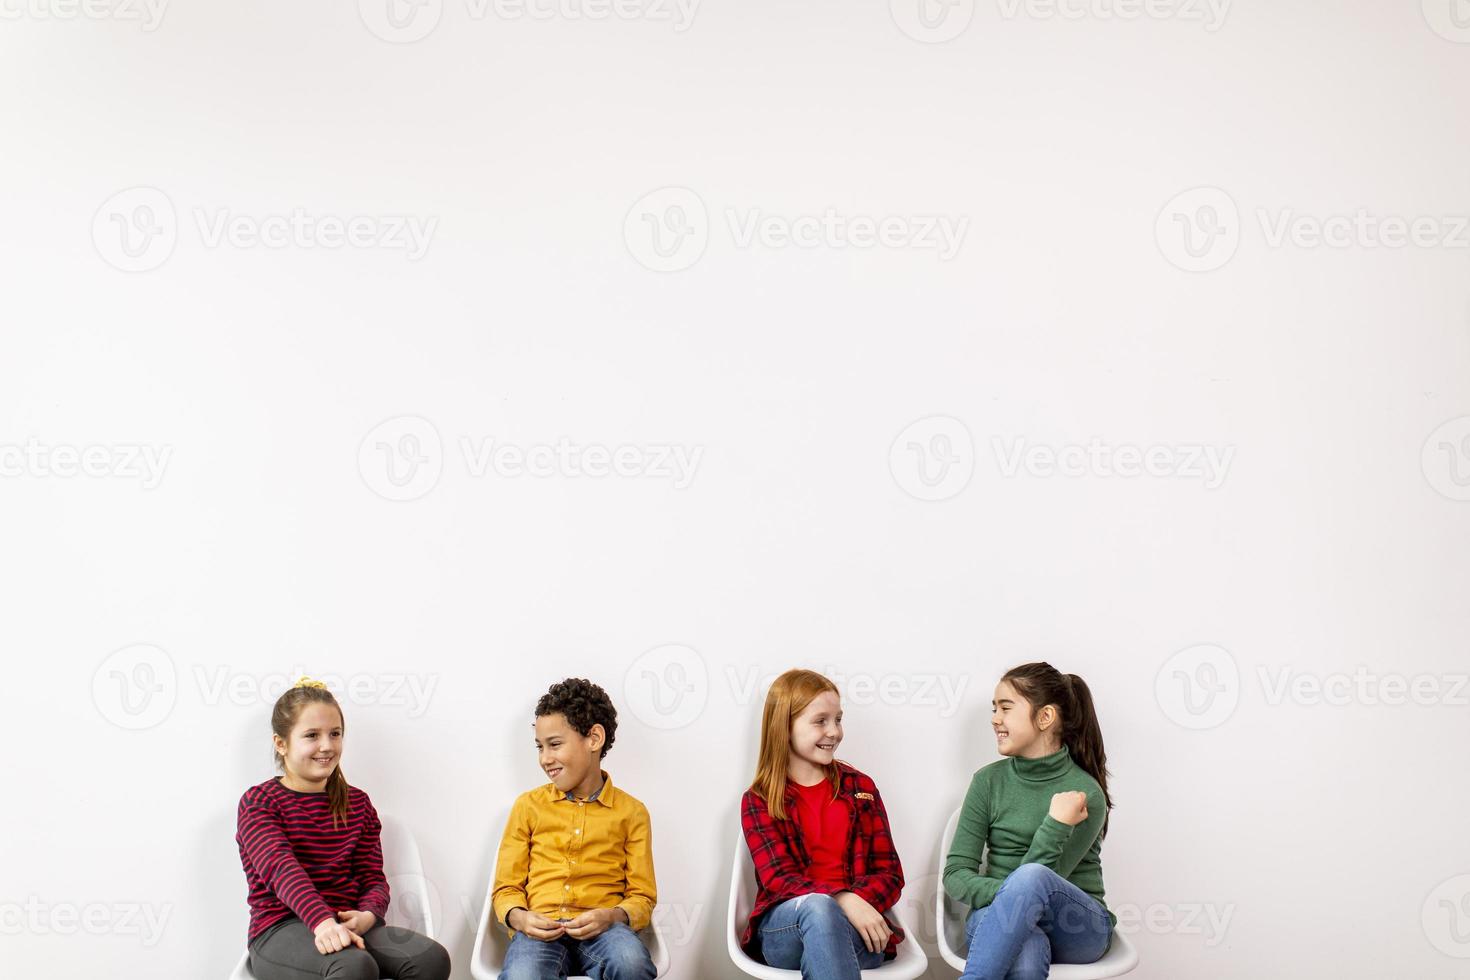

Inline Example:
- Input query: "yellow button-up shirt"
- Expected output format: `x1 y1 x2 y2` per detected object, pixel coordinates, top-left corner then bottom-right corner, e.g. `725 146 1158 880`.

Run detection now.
491 771 657 934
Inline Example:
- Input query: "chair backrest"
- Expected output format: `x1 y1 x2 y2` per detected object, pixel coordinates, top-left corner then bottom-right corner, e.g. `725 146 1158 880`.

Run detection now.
728 832 757 941
379 815 436 938
936 807 970 962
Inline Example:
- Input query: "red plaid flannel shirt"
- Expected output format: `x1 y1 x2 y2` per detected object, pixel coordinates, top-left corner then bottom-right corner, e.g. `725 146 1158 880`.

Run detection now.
739 762 906 957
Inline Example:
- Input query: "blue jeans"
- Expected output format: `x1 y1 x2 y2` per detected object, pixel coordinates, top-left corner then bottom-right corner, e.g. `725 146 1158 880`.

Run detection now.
960 864 1112 980
499 922 656 980
756 894 887 980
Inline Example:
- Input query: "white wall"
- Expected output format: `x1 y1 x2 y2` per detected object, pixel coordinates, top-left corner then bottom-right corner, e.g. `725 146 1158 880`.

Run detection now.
4 1 1469 978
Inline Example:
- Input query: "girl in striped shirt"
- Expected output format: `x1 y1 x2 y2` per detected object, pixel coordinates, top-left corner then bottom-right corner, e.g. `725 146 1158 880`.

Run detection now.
235 678 450 980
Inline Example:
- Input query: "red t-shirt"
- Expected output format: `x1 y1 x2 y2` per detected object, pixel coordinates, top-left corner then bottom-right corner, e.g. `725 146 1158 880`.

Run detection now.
789 779 851 891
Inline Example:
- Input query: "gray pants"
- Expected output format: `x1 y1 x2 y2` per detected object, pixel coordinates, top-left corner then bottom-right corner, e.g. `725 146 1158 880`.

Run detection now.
248 918 452 980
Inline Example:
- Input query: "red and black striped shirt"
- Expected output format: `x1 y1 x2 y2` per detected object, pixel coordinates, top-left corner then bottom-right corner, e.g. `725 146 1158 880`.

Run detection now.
235 777 390 943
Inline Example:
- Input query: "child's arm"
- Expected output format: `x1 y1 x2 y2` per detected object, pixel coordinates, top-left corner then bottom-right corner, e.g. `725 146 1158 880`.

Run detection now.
844 785 904 913
1018 787 1105 878
490 797 534 931
942 771 1001 910
740 790 825 902
237 795 337 932
350 798 391 924
616 803 657 932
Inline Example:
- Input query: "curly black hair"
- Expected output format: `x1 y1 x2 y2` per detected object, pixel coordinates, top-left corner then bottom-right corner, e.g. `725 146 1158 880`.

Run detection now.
536 677 618 759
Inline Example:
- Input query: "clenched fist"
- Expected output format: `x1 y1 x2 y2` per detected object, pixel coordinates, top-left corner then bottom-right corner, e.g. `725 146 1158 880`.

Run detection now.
1048 791 1089 826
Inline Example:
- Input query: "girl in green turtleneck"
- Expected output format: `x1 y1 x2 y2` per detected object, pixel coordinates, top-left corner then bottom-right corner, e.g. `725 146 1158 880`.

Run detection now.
942 662 1115 980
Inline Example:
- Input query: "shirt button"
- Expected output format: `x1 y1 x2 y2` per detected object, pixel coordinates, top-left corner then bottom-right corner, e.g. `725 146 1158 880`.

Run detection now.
574 829 581 835
565 885 571 891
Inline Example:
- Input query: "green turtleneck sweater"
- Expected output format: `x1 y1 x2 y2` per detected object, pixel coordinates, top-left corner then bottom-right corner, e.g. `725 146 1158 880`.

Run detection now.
942 746 1111 921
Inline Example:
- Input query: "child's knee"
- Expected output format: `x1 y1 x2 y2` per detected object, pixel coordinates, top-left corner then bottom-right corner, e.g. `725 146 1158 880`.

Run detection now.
406 939 451 980
1004 863 1055 894
325 948 380 980
792 893 846 931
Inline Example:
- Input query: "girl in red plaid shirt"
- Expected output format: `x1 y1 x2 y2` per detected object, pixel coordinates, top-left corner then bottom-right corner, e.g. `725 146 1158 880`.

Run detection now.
739 669 907 978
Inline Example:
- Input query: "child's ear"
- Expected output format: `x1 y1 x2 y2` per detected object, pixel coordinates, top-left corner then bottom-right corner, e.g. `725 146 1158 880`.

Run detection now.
587 724 606 755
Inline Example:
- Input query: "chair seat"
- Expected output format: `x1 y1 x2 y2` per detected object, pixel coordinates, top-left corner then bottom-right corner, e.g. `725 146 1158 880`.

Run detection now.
726 831 929 979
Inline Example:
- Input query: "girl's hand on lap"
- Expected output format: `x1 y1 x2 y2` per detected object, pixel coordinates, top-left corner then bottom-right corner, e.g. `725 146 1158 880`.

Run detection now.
1048 791 1089 826
834 892 892 953
337 910 375 935
313 918 365 954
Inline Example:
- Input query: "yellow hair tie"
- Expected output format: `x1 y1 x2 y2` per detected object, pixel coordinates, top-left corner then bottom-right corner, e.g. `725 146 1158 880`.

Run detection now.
294 676 327 689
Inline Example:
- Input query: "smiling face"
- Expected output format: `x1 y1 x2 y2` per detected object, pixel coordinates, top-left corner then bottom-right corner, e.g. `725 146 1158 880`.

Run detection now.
534 712 604 796
274 702 343 788
991 679 1059 758
789 689 843 777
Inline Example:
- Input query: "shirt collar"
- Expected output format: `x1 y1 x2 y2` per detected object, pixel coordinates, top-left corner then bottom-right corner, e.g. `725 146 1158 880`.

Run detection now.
556 769 617 806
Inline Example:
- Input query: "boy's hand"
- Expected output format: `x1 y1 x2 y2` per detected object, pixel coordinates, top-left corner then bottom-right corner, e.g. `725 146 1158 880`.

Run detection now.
337 910 376 935
508 908 566 941
313 917 365 954
834 892 892 954
562 907 628 940
1048 791 1089 826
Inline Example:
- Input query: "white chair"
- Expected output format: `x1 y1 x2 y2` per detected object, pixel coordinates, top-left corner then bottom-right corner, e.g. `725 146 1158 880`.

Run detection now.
228 814 437 979
935 808 1139 979
727 830 929 979
469 811 670 979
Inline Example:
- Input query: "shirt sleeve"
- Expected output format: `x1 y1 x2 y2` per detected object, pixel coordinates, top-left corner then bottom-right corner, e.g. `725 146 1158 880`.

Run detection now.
741 790 825 902
845 785 904 913
236 794 336 932
943 771 1002 910
1018 786 1106 879
352 796 391 922
491 796 533 933
616 802 657 932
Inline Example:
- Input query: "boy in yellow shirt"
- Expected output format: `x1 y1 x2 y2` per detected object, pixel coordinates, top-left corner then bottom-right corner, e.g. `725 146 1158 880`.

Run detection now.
492 678 658 980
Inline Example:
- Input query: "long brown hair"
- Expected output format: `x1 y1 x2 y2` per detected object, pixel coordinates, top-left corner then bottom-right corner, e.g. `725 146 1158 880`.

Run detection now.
748 669 841 821
1002 662 1113 835
271 680 350 828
